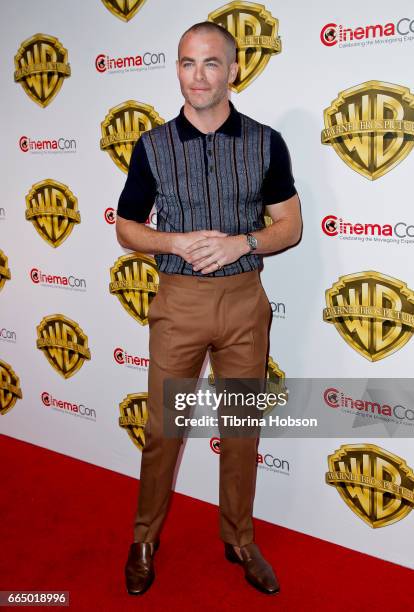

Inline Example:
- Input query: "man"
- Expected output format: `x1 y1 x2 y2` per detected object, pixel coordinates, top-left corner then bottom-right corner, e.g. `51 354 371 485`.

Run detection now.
116 21 301 596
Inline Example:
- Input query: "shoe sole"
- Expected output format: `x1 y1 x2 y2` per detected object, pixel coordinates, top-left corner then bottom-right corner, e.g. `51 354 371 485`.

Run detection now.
246 574 280 595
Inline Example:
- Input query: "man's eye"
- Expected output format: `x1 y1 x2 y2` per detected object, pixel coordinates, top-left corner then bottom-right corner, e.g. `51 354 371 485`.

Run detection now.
206 63 218 67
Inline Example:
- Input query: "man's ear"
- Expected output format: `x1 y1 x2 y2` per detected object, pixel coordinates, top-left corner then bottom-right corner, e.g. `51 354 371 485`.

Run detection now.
176 58 180 78
228 61 238 85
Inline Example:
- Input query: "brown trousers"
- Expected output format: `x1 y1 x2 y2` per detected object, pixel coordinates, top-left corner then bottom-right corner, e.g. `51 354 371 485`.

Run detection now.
133 269 271 547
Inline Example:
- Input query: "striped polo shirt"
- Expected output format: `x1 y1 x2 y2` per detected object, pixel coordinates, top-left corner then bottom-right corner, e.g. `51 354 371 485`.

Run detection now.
117 102 296 276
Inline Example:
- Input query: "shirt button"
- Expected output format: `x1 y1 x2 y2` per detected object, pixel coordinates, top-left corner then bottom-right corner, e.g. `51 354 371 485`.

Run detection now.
207 150 212 156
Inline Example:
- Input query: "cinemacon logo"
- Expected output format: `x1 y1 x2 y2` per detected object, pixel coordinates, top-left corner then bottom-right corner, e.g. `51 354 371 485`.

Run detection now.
210 437 290 472
324 387 414 424
41 391 96 420
19 135 76 152
30 267 86 290
145 212 157 228
321 215 414 239
105 209 155 226
320 18 414 46
0 327 17 342
104 207 116 224
113 347 150 368
95 51 165 72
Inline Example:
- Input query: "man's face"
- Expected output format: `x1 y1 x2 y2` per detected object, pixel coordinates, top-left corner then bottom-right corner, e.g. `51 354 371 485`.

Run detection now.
177 31 238 111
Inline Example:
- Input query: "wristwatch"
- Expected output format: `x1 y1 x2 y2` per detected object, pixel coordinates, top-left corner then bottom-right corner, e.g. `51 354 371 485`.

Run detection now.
245 233 258 252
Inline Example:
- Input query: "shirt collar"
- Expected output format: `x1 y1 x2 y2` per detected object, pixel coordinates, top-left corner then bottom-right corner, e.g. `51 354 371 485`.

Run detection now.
176 100 241 141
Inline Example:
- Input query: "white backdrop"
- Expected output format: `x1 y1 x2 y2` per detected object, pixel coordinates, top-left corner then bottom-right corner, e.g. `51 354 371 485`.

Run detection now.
1 0 414 569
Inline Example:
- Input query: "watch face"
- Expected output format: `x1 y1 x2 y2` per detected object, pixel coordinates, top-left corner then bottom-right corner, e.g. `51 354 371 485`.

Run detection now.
247 234 257 250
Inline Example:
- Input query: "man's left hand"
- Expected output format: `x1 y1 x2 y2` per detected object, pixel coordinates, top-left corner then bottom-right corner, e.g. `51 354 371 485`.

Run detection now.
186 235 249 274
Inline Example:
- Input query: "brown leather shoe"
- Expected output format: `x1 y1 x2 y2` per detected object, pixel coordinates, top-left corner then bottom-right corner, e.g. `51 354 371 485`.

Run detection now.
224 542 280 594
125 541 160 595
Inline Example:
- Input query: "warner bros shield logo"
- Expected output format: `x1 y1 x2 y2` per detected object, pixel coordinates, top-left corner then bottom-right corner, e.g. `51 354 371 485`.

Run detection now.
322 81 414 180
14 34 71 107
25 179 80 247
0 360 23 416
101 0 147 22
0 250 11 292
119 393 149 451
326 444 414 528
323 271 414 362
36 315 91 379
208 1 281 93
100 100 164 173
109 253 159 325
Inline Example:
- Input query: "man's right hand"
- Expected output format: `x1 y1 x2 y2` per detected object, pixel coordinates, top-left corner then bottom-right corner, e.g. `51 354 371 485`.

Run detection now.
172 230 227 264
116 216 227 260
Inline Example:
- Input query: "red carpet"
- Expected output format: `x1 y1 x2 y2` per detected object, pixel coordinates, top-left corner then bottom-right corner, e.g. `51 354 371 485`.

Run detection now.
0 433 412 611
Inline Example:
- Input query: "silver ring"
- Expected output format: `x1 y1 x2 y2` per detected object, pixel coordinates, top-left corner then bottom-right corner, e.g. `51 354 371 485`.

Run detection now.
215 261 222 270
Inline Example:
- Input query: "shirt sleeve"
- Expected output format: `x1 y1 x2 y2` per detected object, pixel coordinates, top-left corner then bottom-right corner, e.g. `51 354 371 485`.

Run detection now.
261 129 297 205
116 135 157 222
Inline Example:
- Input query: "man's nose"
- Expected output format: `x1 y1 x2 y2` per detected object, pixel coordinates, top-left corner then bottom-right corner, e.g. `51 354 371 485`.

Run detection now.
194 64 206 81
